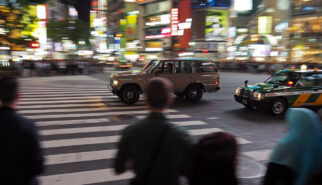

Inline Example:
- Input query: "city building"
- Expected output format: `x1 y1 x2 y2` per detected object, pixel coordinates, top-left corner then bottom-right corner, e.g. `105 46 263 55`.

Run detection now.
106 0 139 62
190 0 231 59
288 0 322 63
229 0 291 62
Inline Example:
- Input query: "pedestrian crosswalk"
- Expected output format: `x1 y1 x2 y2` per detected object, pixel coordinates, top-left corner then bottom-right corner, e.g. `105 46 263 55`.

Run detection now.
17 76 271 185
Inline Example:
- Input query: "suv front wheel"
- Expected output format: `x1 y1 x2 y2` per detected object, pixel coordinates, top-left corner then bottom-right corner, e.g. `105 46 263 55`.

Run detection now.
120 85 140 105
185 85 203 102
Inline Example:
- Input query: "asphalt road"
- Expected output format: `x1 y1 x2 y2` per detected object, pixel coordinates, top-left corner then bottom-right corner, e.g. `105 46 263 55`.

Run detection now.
17 70 288 185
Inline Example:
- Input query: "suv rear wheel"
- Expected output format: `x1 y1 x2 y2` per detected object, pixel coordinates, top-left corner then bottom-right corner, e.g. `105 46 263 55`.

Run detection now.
120 85 140 105
185 85 203 102
270 98 287 115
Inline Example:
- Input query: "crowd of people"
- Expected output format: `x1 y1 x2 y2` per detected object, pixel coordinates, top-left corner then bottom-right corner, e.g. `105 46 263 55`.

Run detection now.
1 76 322 185
0 60 104 77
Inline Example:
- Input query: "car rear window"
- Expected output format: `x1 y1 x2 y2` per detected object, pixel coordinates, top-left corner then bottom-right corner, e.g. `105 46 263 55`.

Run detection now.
195 61 217 73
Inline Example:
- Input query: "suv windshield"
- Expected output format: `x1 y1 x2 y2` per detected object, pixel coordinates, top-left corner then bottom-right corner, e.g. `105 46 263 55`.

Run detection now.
143 60 159 73
265 71 301 86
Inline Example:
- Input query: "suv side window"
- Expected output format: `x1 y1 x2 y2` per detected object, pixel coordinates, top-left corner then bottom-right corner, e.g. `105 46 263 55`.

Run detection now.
315 73 322 87
175 61 192 73
195 61 217 73
156 61 174 73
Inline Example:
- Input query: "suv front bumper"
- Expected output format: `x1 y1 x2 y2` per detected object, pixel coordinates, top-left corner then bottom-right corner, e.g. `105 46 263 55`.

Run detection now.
234 95 270 108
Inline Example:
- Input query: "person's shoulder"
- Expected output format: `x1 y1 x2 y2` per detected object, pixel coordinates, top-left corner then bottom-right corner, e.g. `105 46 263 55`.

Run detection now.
121 119 146 135
167 123 191 140
15 114 38 133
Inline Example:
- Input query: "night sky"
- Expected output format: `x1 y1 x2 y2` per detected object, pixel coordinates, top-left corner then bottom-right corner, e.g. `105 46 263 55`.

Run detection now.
59 0 91 22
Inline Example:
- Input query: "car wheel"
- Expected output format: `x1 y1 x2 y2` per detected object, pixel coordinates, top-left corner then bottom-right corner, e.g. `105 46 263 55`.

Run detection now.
270 98 287 115
175 92 185 98
185 85 203 102
120 86 140 105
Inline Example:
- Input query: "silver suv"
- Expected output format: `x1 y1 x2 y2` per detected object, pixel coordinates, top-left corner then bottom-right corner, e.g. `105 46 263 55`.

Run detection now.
109 58 220 104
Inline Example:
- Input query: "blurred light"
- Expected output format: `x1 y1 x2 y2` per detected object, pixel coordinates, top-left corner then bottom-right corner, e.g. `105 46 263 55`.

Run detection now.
79 41 86 45
275 22 288 32
288 81 294 86
145 35 165 39
37 5 47 20
146 55 158 59
270 51 279 56
237 28 248 33
145 48 163 52
0 46 10 50
128 11 139 14
186 18 192 22
69 6 78 18
178 22 191 29
189 42 196 46
234 0 252 12
177 30 184 36
178 52 194 57
258 16 273 34
171 8 179 36
265 8 275 13
254 57 265 62
146 14 170 26
30 41 40 49
301 64 307 71
115 34 123 37
78 50 94 56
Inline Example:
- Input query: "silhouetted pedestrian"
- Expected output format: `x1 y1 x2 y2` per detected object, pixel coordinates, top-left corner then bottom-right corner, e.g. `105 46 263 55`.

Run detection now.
0 77 45 185
114 77 192 185
189 132 238 185
264 108 322 185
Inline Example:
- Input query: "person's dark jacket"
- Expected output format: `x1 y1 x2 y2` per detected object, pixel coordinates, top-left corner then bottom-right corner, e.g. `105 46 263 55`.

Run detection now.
114 112 192 185
0 106 45 185
264 163 295 185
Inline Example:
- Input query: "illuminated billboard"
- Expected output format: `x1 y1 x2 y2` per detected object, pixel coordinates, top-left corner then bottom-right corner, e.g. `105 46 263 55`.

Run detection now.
258 16 273 34
146 14 170 27
126 14 137 40
205 10 228 40
37 5 46 20
171 8 178 36
192 0 231 9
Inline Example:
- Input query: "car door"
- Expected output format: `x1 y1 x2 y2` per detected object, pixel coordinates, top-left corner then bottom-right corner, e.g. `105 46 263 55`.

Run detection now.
173 60 194 93
292 72 320 107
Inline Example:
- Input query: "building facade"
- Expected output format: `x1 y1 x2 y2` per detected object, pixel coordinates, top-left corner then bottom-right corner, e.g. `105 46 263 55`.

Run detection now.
288 0 322 63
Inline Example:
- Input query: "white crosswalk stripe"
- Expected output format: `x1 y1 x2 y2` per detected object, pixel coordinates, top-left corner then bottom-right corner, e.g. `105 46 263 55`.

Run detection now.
40 168 134 185
20 95 116 101
24 109 177 120
16 76 266 185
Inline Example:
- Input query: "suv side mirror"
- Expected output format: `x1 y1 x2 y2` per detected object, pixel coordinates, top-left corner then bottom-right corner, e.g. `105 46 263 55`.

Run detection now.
244 80 248 87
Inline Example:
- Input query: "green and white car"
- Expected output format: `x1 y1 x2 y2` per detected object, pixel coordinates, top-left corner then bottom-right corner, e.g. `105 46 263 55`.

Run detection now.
234 68 322 115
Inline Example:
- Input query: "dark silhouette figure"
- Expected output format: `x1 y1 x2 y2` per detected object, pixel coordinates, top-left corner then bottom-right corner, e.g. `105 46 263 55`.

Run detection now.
114 77 192 185
0 77 44 185
190 132 238 185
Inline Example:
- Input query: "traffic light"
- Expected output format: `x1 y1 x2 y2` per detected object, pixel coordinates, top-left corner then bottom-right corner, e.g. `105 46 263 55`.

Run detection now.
29 41 40 49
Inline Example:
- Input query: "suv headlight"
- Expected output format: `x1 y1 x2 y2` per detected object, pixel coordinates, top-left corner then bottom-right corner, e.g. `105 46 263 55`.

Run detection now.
235 88 241 96
113 80 118 86
252 92 263 101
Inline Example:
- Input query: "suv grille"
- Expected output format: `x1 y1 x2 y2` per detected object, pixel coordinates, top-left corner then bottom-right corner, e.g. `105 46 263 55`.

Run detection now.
241 89 252 98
